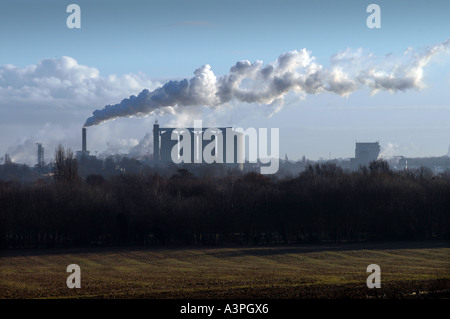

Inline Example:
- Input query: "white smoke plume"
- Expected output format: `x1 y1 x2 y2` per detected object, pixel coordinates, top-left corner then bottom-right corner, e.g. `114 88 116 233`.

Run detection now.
83 39 449 127
6 138 40 165
128 133 153 158
378 142 400 160
97 133 153 159
99 138 139 158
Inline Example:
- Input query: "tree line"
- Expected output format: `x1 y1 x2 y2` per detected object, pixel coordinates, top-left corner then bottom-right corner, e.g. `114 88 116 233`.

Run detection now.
0 156 449 248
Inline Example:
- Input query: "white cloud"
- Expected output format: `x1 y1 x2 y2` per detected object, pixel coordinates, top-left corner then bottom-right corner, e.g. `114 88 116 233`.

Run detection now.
0 56 160 115
0 56 161 163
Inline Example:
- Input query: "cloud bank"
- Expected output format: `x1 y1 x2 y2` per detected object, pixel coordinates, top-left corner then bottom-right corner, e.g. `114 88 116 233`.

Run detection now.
0 56 159 111
0 56 160 164
84 39 449 127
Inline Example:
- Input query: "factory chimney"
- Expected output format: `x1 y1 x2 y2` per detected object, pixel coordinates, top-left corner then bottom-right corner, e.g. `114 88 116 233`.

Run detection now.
82 127 87 152
36 143 44 167
76 127 91 159
153 121 160 161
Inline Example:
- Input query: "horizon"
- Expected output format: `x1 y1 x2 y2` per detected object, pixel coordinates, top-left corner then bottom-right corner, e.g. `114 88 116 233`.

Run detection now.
1 0 449 166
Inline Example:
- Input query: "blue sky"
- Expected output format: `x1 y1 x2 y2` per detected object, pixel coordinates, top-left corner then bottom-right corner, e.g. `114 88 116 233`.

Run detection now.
2 0 448 75
0 0 449 164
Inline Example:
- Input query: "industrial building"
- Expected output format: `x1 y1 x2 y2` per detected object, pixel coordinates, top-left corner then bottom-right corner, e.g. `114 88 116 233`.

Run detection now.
153 123 244 170
350 141 380 169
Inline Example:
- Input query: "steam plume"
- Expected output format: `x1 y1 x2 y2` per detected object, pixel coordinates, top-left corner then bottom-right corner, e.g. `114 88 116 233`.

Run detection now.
84 39 449 127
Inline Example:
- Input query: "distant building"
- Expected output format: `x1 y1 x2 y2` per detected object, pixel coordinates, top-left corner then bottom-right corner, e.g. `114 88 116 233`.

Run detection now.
3 153 12 165
153 123 244 170
351 142 380 170
398 156 450 173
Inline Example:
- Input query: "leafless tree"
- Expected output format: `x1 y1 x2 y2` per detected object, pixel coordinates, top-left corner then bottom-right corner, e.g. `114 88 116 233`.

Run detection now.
53 144 78 182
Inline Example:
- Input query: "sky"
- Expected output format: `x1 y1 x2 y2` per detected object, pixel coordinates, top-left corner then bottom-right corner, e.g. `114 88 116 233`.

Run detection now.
0 0 449 165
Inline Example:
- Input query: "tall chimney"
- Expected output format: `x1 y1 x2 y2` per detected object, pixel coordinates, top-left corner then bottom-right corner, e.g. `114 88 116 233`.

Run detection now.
82 127 87 152
153 122 159 161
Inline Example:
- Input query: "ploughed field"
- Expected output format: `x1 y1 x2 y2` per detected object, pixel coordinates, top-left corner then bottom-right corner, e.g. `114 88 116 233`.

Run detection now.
0 241 449 299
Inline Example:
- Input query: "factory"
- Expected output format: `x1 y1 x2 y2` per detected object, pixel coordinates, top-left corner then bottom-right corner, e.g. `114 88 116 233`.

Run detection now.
350 141 381 170
74 123 246 171
153 122 245 171
74 124 382 176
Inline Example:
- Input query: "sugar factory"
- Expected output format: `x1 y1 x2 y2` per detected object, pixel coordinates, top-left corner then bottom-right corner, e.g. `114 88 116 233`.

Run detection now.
152 122 245 170
3 124 450 182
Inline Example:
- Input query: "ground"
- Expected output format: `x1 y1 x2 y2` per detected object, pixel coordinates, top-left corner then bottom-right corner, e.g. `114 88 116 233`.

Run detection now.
0 241 449 299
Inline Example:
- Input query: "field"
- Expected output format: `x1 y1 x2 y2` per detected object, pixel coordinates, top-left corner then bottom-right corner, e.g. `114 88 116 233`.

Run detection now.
0 241 449 299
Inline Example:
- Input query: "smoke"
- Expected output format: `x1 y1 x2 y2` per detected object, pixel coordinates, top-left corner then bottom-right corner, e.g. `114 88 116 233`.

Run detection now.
84 39 450 127
6 139 39 165
356 39 450 94
4 123 83 166
128 133 153 158
99 138 139 158
96 133 153 159
378 142 400 160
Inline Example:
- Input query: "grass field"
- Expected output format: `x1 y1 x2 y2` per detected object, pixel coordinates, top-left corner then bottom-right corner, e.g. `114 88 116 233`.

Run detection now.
0 241 449 299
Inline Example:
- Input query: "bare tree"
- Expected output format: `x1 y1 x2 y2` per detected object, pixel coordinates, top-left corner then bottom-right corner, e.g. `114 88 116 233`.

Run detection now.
53 144 78 182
